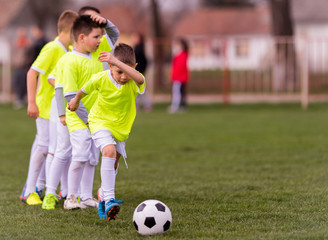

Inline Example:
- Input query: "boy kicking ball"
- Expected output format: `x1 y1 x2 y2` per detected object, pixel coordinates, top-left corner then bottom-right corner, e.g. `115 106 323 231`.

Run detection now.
68 43 145 220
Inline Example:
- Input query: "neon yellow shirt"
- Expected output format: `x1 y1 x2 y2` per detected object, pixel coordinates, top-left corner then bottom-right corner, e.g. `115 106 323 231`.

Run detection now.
60 50 104 132
99 35 112 52
31 40 68 119
82 70 145 141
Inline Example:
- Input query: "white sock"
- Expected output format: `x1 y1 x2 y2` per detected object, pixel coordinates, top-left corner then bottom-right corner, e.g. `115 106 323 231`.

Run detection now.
45 156 67 196
30 135 38 162
25 145 48 196
36 160 46 191
80 161 95 201
59 158 71 198
45 154 54 186
24 135 39 184
67 161 85 197
101 157 116 202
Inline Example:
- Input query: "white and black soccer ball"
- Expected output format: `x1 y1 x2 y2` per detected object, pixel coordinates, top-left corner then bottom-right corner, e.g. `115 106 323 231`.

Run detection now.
133 199 172 236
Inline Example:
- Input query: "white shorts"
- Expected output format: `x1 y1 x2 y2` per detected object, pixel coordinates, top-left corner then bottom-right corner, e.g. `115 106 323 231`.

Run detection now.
92 129 127 159
70 128 99 166
54 121 72 160
36 117 49 147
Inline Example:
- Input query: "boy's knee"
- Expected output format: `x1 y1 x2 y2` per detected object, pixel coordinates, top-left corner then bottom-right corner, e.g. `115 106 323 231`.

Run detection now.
37 145 48 156
102 145 116 158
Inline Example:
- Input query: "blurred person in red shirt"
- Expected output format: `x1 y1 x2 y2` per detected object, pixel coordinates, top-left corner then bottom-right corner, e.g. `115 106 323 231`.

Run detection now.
168 38 189 113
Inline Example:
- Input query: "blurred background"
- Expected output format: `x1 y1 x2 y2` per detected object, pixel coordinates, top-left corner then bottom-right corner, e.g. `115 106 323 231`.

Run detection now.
0 0 326 109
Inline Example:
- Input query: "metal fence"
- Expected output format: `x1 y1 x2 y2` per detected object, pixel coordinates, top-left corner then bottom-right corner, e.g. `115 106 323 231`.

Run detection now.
1 36 328 107
149 36 328 107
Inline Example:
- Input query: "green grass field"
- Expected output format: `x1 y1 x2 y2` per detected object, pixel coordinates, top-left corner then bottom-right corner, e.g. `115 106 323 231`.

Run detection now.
1 102 328 239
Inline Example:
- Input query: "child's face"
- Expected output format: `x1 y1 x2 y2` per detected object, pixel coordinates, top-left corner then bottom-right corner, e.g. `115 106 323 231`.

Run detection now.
81 27 103 53
110 65 131 85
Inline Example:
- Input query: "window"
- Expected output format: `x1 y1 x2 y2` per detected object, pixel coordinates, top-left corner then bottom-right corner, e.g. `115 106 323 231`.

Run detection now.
235 39 249 57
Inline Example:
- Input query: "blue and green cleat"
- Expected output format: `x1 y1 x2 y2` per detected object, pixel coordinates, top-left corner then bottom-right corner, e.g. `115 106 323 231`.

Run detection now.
105 198 123 221
97 188 106 219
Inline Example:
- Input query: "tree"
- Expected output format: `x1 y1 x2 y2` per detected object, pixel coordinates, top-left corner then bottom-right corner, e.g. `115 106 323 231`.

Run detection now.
150 0 166 88
270 0 296 92
28 0 68 31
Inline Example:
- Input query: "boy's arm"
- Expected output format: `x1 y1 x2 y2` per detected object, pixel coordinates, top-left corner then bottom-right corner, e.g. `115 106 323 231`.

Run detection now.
104 19 120 46
55 86 67 126
98 52 145 85
66 90 89 125
67 89 87 111
26 68 40 118
66 94 89 125
90 14 120 46
48 74 55 87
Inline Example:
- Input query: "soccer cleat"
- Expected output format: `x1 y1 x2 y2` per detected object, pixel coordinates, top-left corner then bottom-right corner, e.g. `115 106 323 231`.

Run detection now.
80 198 98 208
97 188 106 219
19 184 27 201
20 184 43 200
105 198 123 221
64 194 86 210
21 192 43 205
42 194 58 210
36 187 44 198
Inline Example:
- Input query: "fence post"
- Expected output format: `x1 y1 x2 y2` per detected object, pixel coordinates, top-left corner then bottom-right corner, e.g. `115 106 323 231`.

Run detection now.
300 37 309 109
222 38 230 105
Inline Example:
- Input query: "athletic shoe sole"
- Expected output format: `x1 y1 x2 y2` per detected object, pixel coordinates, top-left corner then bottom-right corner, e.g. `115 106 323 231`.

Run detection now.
106 205 120 221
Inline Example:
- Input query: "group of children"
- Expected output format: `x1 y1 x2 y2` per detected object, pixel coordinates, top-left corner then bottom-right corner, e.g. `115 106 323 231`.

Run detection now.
20 6 145 221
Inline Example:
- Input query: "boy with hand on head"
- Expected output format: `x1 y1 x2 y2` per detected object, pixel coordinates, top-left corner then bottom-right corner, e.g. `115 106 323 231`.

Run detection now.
68 43 145 221
55 15 114 210
21 10 78 205
41 7 120 210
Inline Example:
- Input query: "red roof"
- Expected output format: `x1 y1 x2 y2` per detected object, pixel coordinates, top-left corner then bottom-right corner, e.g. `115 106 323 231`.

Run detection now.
174 7 271 37
0 0 26 29
99 5 149 35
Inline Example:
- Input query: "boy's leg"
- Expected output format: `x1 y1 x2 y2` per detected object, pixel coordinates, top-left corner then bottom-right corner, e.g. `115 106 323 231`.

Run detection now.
44 120 71 196
36 161 46 196
59 157 71 199
93 130 123 220
23 118 49 205
20 134 38 200
64 129 92 210
42 122 71 210
80 140 99 208
101 144 123 221
101 145 117 201
101 146 121 221
45 98 58 187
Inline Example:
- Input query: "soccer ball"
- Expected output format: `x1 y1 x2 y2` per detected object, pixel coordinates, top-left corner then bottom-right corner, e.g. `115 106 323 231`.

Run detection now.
133 199 172 236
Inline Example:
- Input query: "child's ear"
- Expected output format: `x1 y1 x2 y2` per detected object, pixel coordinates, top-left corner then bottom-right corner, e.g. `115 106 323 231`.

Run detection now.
79 33 85 42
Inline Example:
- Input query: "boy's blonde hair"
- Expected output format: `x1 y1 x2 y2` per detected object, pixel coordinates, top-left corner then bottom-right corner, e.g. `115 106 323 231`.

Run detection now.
113 43 136 66
57 10 79 34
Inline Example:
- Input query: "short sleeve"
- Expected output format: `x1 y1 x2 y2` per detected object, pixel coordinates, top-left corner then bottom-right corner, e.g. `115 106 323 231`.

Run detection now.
82 73 101 94
31 42 56 75
62 60 79 94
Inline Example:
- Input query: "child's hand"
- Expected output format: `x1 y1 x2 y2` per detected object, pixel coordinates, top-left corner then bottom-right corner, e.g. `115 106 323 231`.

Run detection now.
90 14 106 25
59 115 66 126
98 51 118 65
67 97 79 111
27 103 39 119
